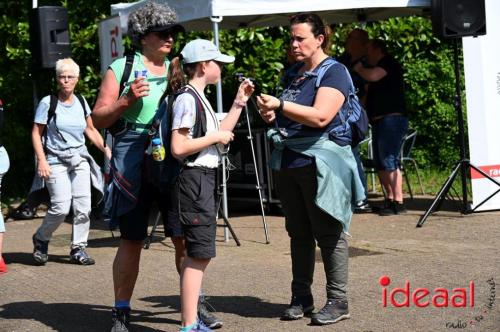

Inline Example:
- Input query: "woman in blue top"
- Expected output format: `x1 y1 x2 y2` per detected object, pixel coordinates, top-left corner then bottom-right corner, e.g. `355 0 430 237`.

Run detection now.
258 13 354 326
31 58 110 266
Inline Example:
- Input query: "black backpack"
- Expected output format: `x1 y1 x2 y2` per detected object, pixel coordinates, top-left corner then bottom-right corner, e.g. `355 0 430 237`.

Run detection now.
147 85 207 187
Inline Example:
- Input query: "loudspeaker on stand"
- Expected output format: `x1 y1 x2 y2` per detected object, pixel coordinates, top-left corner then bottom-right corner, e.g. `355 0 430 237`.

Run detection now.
30 6 71 68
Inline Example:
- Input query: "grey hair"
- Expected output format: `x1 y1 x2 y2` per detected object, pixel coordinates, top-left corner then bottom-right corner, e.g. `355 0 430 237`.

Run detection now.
55 58 80 77
128 1 178 48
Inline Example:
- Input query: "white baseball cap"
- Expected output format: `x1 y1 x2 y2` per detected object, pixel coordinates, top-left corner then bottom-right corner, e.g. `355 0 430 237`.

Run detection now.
181 39 235 64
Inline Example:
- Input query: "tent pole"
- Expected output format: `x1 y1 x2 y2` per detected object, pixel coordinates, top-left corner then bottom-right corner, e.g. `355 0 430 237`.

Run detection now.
211 16 230 242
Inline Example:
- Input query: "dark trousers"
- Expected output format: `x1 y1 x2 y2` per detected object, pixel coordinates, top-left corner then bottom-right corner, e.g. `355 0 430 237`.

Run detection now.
276 164 348 301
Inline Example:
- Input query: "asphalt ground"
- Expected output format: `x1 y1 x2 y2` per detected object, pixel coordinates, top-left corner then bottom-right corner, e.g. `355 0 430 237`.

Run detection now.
0 196 499 332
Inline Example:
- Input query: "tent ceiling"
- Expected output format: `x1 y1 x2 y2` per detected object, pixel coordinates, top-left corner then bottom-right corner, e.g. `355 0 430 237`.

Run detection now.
111 0 431 33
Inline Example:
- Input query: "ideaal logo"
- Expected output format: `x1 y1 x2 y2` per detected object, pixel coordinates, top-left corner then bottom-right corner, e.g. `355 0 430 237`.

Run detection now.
379 275 474 308
379 276 496 329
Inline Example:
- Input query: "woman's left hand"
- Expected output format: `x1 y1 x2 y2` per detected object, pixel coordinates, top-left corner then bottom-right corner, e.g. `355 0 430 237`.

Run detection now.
235 79 255 104
256 94 280 123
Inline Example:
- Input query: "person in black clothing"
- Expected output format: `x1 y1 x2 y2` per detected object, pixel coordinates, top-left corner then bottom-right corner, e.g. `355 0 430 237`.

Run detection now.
354 39 408 215
338 28 371 213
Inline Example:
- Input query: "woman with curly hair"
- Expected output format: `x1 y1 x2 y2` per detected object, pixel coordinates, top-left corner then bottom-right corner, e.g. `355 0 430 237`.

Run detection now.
92 2 185 331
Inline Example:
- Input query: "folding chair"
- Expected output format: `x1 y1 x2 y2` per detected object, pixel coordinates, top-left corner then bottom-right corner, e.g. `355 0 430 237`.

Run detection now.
400 128 425 199
359 128 379 193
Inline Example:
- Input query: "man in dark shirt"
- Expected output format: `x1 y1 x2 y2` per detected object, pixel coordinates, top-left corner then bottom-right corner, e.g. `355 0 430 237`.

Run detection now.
354 39 409 215
338 28 371 213
338 28 369 102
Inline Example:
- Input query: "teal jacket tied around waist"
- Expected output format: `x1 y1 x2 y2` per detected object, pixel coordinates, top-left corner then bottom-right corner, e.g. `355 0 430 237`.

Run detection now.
267 129 365 233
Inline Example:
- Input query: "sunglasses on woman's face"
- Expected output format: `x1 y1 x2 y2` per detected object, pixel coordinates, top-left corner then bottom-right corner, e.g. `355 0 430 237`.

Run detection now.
155 30 175 40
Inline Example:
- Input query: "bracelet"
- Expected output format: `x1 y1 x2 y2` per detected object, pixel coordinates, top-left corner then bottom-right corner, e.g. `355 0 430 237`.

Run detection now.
233 100 246 108
276 98 284 114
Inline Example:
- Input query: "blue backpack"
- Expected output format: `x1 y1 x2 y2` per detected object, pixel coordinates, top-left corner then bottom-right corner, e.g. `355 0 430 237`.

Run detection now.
286 57 369 147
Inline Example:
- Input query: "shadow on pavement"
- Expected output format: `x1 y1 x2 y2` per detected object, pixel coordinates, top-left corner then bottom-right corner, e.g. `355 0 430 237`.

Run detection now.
87 236 121 248
2 252 76 266
0 301 176 331
227 195 468 218
141 295 287 319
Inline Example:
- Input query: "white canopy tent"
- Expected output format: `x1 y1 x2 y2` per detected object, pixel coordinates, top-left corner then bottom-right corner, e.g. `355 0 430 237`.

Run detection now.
111 0 431 32
110 0 432 241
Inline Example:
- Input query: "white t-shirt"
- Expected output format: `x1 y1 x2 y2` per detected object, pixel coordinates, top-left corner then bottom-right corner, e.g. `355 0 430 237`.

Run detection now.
171 86 220 168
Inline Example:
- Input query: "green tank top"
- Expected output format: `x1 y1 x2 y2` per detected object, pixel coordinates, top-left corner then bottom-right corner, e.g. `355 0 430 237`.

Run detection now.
109 52 169 126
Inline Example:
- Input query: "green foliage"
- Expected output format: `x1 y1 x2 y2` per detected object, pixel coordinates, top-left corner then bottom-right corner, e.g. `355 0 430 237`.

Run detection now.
330 17 462 169
0 3 464 199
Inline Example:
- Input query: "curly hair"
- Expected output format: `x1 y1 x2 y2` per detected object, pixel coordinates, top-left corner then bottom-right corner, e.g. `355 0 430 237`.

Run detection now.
127 1 178 48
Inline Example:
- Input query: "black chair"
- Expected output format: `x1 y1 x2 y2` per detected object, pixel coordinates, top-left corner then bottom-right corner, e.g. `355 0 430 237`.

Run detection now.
400 128 425 199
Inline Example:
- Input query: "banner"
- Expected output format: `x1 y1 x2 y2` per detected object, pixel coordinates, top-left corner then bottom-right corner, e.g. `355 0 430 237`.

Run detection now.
98 16 123 75
463 0 500 211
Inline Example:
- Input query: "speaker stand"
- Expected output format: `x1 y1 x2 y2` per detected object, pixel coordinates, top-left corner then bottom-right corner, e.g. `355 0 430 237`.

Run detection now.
417 39 500 227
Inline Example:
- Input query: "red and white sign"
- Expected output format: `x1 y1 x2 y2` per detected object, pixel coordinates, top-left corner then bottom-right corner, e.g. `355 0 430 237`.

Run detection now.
98 16 124 75
470 165 500 180
463 0 500 211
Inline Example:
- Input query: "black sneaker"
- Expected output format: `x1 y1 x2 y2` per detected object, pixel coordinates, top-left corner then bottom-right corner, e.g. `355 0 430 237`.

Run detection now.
354 200 372 213
111 307 130 332
378 200 396 216
70 247 95 265
32 234 49 265
198 296 223 329
281 294 314 320
311 299 350 325
394 201 407 214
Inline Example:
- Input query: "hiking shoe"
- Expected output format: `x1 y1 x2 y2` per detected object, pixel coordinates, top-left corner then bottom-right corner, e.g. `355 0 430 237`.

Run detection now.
191 319 213 332
281 294 314 320
354 199 372 213
394 201 407 214
111 307 130 332
70 247 95 265
311 299 350 325
32 234 49 265
198 296 223 329
379 200 396 216
0 256 7 274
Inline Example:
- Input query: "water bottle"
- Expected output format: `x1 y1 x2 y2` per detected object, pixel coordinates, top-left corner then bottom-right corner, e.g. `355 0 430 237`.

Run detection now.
134 69 148 78
151 137 165 162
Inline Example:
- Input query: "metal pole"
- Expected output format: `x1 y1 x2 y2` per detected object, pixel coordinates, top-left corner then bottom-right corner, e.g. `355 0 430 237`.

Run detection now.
31 0 39 112
453 38 469 212
211 16 230 242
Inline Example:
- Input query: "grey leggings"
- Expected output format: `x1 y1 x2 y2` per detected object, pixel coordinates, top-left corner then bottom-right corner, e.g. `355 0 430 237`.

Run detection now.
276 164 348 301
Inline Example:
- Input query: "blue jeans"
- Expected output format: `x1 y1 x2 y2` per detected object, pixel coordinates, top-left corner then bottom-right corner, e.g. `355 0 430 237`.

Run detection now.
372 115 408 171
0 147 10 233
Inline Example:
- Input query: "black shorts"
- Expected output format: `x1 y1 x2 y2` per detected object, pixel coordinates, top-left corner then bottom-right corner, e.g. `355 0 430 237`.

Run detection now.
118 181 179 241
176 166 218 259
